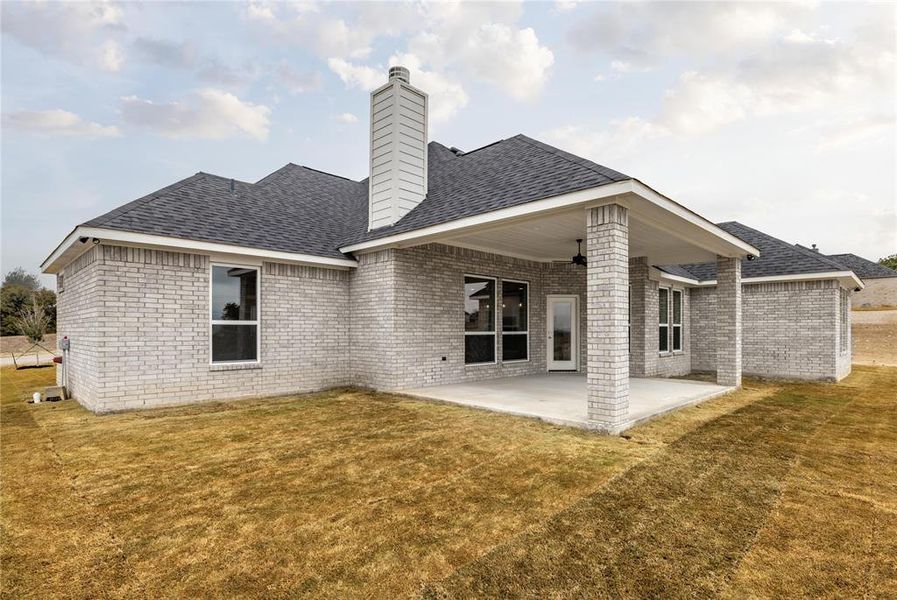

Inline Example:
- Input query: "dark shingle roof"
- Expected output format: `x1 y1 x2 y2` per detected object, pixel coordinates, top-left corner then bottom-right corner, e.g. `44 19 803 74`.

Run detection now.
82 134 630 260
342 135 630 246
826 253 897 279
84 165 367 260
662 222 851 281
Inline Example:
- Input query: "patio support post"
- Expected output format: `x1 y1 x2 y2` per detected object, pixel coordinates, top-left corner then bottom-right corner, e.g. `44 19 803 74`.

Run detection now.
586 204 630 431
628 257 658 377
716 256 742 387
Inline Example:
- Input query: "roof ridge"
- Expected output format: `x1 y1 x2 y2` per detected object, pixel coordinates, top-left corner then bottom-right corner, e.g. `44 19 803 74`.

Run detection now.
512 134 629 181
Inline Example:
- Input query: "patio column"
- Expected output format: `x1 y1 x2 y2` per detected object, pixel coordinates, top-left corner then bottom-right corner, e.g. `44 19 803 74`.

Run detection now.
586 204 630 431
628 257 658 377
716 256 742 387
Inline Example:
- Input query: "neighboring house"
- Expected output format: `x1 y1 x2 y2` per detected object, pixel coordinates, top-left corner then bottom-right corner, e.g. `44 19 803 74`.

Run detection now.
826 253 897 308
41 66 862 432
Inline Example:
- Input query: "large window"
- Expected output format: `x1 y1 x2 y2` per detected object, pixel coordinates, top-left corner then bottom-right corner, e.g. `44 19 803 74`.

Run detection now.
502 280 529 362
672 289 683 352
211 265 259 363
464 276 496 364
659 287 669 353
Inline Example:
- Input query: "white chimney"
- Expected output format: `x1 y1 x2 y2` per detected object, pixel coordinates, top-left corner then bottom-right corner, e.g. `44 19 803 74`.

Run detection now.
368 66 428 230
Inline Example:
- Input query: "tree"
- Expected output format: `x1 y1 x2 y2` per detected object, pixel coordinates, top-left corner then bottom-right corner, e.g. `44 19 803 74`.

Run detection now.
8 296 51 343
879 254 897 270
3 267 40 290
0 267 56 336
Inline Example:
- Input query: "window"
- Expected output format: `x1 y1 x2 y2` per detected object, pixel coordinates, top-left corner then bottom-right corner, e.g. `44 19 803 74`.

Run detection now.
211 265 259 363
658 287 669 353
672 289 683 352
464 276 496 364
502 280 528 362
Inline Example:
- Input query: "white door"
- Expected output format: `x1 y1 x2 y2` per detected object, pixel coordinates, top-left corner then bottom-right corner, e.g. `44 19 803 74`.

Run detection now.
547 295 578 371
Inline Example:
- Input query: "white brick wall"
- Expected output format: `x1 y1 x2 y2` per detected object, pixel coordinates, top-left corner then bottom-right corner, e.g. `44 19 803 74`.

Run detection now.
690 278 850 381
57 245 351 411
56 240 855 413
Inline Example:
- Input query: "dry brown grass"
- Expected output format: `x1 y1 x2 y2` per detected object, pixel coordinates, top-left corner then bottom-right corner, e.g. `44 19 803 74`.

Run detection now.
426 366 897 598
2 365 895 598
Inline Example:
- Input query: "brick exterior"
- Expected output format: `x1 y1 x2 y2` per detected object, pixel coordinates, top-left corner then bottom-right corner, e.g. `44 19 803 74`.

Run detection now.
54 246 103 409
716 256 742 387
56 245 350 412
690 279 851 381
56 236 854 414
586 205 629 429
689 287 717 372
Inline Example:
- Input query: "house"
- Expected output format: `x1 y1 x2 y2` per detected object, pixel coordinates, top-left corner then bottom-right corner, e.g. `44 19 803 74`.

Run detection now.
41 66 861 433
825 253 897 308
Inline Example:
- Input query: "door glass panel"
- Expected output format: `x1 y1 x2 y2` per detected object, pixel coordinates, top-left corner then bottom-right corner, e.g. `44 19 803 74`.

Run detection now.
552 302 572 361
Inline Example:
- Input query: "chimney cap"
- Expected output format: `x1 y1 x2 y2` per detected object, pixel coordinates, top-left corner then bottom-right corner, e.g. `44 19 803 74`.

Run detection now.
388 66 410 84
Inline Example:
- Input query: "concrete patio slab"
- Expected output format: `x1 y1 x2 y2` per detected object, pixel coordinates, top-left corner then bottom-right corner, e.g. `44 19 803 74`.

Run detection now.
399 374 735 433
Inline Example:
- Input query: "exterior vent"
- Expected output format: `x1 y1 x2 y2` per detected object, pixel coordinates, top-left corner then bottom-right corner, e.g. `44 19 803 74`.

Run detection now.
368 66 428 230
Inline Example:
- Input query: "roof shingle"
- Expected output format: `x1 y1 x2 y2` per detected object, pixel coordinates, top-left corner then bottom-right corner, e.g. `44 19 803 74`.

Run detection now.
662 222 852 281
82 134 629 259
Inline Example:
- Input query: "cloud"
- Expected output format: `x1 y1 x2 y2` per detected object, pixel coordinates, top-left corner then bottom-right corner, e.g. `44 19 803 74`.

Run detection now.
329 54 469 124
327 58 382 90
132 37 198 69
98 39 124 72
276 63 323 94
568 2 803 68
2 109 121 137
453 24 554 101
336 113 358 124
545 117 668 162
1 1 126 71
810 114 896 152
120 90 271 141
252 2 552 108
388 53 469 123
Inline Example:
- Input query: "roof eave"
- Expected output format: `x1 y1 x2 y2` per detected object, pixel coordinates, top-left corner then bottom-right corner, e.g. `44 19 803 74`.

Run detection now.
41 226 358 274
340 180 761 260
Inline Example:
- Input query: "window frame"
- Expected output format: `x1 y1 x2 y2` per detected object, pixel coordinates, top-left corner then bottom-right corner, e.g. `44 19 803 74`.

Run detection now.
658 286 670 354
464 274 498 366
501 278 530 363
209 262 261 366
671 288 683 353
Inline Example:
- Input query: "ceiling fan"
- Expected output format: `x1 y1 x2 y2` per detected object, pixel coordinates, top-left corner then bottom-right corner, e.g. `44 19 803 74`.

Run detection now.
553 239 587 267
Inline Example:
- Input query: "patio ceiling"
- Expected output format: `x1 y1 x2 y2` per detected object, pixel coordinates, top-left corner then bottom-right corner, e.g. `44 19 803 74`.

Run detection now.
441 202 728 265
347 182 759 265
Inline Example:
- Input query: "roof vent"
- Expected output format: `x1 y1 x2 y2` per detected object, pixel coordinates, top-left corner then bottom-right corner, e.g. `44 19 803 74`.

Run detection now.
388 66 410 84
449 146 464 156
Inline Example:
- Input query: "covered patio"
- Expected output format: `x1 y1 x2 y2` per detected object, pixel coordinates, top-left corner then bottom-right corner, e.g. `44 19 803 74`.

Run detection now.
399 374 735 432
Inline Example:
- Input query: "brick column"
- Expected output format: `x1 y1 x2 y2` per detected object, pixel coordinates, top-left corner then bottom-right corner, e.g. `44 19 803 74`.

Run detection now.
587 204 630 431
628 257 658 377
716 256 742 387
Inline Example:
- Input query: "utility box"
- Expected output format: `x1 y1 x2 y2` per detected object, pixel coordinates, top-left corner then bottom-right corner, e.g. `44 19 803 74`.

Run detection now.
59 336 70 351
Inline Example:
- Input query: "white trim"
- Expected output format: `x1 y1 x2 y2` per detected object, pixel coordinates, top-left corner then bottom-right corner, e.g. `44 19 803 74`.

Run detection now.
340 180 760 258
658 286 670 354
657 271 700 286
209 262 261 366
671 289 683 352
501 278 530 363
464 274 498 366
627 180 759 259
546 294 579 371
42 226 357 273
696 270 864 289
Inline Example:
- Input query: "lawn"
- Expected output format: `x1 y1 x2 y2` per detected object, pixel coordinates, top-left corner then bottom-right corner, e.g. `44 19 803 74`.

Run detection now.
2 365 895 598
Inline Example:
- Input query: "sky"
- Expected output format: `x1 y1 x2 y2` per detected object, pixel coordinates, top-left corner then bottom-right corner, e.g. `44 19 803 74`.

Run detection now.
1 1 895 287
